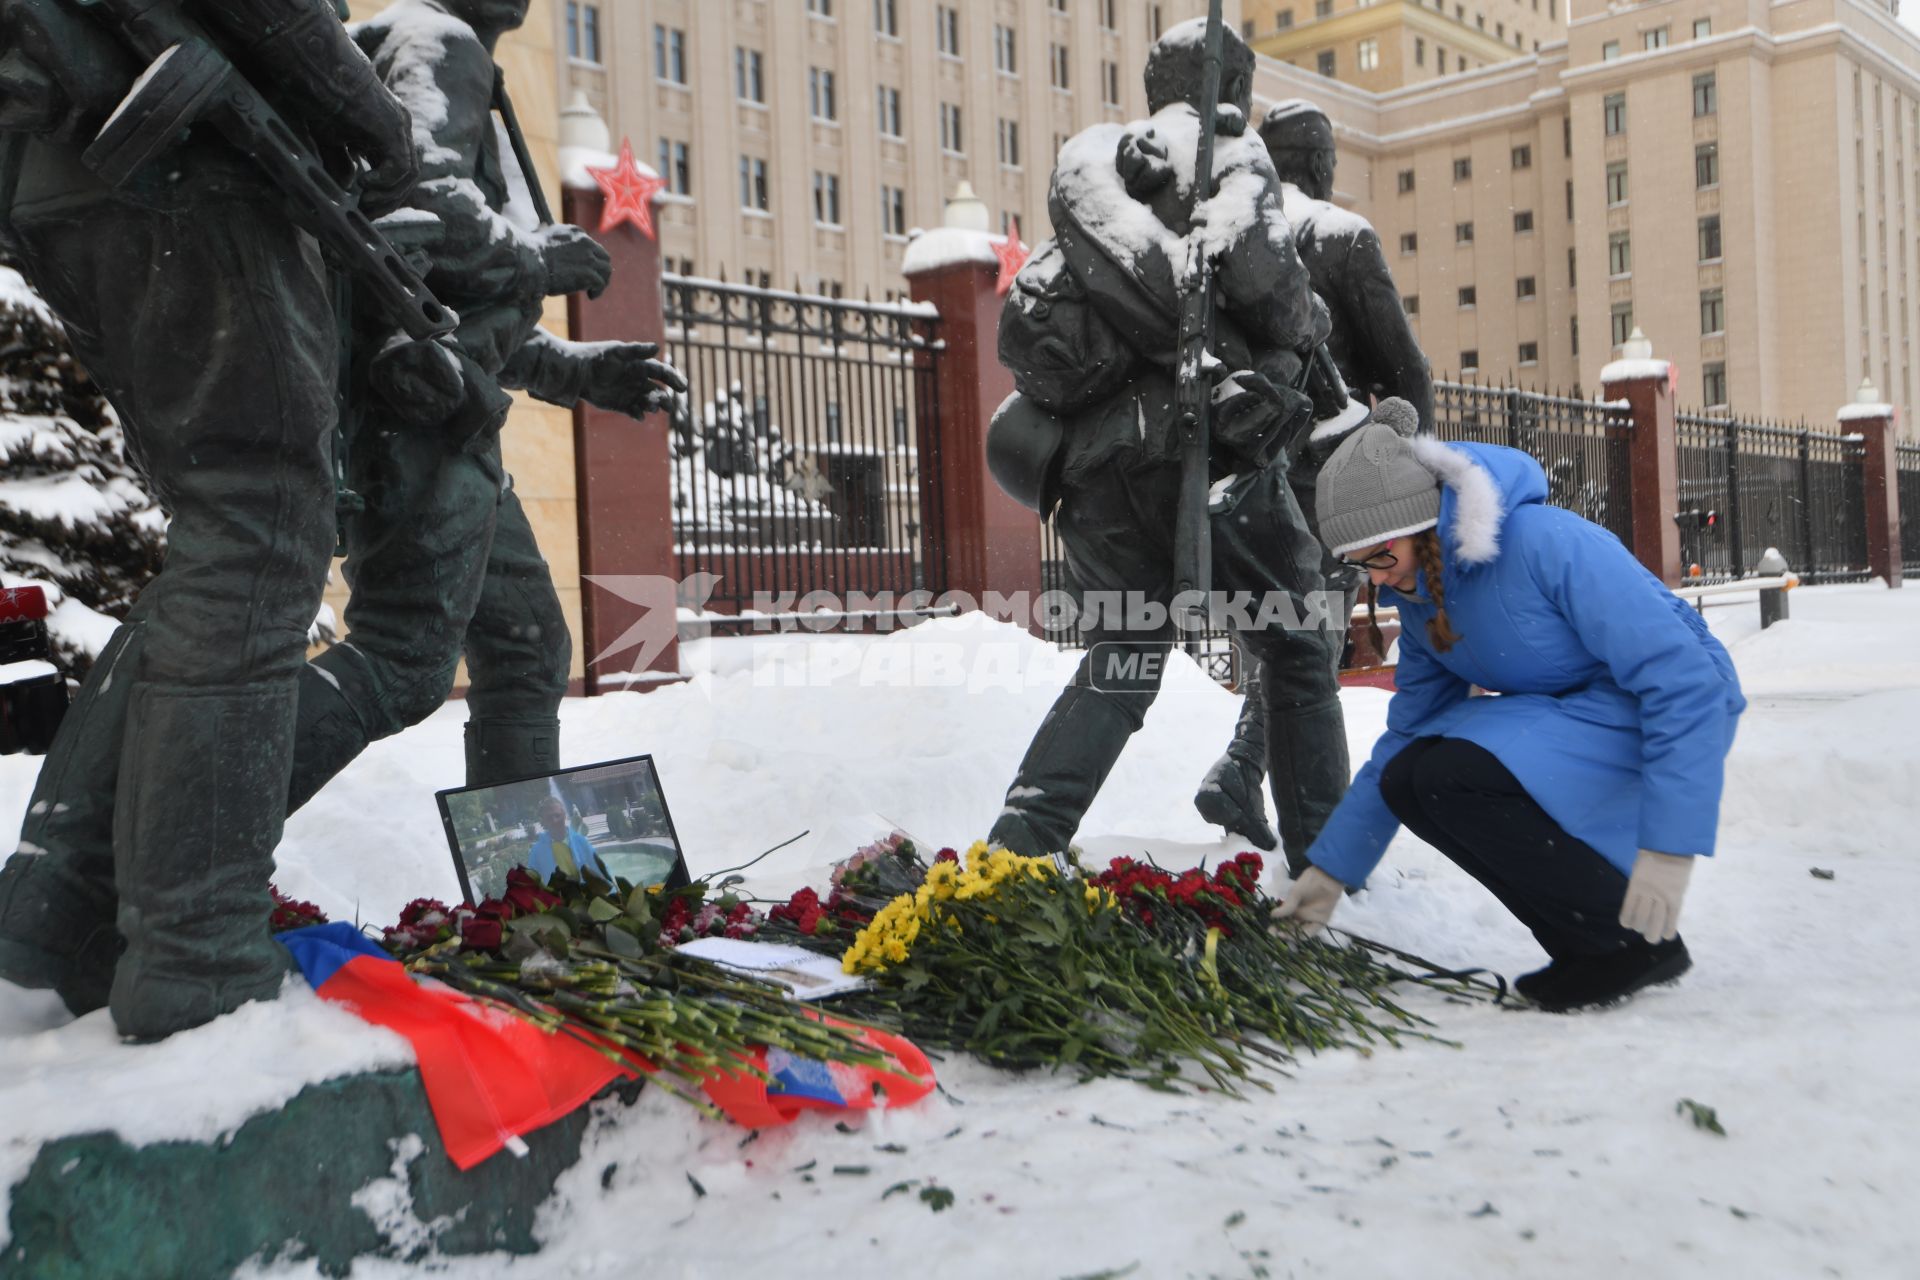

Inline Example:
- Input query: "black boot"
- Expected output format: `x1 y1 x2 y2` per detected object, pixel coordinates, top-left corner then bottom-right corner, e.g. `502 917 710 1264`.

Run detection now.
463 714 561 787
988 684 1146 858
1265 693 1351 880
109 683 297 1041
285 663 375 814
1193 653 1278 851
1517 937 1692 1013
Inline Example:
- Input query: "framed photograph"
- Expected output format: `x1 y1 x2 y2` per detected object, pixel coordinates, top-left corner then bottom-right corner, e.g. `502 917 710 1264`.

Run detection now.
435 755 692 905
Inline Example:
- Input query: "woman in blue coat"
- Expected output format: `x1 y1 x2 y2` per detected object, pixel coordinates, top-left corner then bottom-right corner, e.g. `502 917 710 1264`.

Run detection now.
1275 416 1746 1011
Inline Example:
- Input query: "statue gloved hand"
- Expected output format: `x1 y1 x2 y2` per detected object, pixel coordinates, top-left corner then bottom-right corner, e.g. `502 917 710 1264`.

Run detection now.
542 226 614 299
1211 369 1312 473
326 91 419 218
584 343 688 419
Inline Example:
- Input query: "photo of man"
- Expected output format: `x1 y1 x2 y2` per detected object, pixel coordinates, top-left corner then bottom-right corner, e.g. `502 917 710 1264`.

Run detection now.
525 795 610 883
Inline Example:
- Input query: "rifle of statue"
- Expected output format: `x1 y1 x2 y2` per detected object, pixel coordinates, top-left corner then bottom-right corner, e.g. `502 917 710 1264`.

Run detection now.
78 0 456 343
1171 0 1228 632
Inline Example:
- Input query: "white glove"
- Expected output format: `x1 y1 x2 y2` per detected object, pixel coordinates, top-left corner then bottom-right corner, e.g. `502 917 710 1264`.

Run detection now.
1618 849 1694 942
1272 866 1347 936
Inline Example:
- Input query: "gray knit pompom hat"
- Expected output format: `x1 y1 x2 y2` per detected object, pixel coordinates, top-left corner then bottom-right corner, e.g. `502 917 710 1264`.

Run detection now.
1315 401 1441 557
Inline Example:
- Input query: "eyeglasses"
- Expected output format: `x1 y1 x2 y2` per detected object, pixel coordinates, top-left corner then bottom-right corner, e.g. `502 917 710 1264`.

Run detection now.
1339 546 1399 572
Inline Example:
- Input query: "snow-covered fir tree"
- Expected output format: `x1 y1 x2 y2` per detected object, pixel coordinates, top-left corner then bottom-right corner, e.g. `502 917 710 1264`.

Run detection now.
0 254 165 677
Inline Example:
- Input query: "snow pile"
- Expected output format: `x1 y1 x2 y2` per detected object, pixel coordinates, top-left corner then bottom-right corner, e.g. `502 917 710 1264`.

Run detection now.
899 226 1002 277
2 586 1918 1275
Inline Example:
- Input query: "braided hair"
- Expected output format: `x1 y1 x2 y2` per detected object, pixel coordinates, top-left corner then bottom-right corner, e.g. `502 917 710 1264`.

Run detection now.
1411 529 1461 653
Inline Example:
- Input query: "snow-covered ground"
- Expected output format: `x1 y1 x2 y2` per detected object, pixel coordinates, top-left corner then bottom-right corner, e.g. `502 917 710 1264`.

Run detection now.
4 583 1918 1278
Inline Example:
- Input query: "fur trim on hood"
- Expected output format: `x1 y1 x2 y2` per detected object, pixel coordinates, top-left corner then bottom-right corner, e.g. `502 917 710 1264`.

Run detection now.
1408 436 1504 565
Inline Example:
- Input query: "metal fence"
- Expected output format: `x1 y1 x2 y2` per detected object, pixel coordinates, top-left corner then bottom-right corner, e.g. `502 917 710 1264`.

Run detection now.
1899 445 1920 577
660 274 944 613
1431 380 1635 547
1673 412 1869 584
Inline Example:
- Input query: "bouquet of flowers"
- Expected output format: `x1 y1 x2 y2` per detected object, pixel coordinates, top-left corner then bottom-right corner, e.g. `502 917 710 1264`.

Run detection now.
768 842 1491 1095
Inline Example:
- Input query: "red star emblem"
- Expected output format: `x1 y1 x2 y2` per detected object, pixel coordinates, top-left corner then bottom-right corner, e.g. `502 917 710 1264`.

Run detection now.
994 215 1031 295
586 138 669 239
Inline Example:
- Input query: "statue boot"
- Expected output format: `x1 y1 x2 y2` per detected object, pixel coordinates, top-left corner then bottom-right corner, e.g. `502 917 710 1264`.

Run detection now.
1193 654 1279 852
463 714 562 788
109 682 298 1041
988 682 1146 859
1266 692 1351 881
0 620 145 1013
285 662 376 814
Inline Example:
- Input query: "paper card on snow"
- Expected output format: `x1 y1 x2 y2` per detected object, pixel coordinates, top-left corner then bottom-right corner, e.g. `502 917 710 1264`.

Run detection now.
675 937 868 1000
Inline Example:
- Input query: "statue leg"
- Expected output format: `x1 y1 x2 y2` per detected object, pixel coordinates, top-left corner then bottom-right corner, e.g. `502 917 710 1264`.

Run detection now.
286 427 505 811
460 484 571 787
11 206 339 1037
1192 642 1278 851
0 612 145 1012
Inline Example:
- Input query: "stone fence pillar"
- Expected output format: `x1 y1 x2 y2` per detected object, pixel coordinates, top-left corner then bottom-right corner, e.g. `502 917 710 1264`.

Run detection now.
902 202 1042 620
560 132 681 693
1839 384 1902 590
1601 331 1683 586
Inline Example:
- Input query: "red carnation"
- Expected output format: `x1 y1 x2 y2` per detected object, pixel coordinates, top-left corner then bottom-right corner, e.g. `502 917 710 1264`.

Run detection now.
268 886 328 931
934 848 959 864
502 867 563 915
458 912 503 951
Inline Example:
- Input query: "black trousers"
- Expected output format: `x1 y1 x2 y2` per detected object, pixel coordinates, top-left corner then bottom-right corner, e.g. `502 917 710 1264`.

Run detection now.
1379 737 1639 960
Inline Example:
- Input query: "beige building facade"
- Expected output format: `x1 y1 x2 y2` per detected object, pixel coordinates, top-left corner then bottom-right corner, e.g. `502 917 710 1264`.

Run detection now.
1246 0 1563 91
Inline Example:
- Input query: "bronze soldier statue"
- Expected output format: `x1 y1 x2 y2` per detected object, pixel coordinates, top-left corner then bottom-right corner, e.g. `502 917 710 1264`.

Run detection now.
0 0 419 1038
986 21 1358 871
1192 100 1434 869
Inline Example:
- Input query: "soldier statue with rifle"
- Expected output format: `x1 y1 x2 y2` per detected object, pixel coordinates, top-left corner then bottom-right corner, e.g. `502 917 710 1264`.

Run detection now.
0 0 427 1039
986 13 1374 875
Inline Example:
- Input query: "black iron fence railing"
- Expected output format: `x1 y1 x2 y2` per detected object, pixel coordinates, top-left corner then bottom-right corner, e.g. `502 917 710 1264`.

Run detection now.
1898 445 1920 577
660 274 944 613
1432 381 1636 548
1674 412 1870 584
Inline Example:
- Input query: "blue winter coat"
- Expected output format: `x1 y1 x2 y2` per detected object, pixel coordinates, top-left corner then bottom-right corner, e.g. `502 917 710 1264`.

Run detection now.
1308 441 1746 889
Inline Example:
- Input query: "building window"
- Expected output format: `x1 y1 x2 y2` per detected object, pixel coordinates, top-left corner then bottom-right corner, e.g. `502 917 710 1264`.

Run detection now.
1149 3 1163 39
881 184 907 236
1405 294 1420 315
1608 231 1631 276
809 68 838 122
1358 39 1380 71
1051 44 1070 90
1693 17 1712 39
1455 221 1475 244
1316 0 1333 14
1563 115 1572 157
1415 36 1425 65
874 0 897 36
1643 27 1668 50
1700 287 1725 335
1517 276 1536 299
657 138 690 195
1565 178 1574 220
1601 40 1619 61
1460 349 1480 374
1603 92 1626 136
1571 313 1579 356
1514 209 1535 233
936 5 960 57
994 24 1017 74
566 3 602 63
1400 232 1418 254
806 0 833 14
1101 0 1117 30
1511 144 1532 170
812 171 842 225
940 102 964 153
998 118 1021 167
1453 156 1472 182
1703 361 1728 406
1459 286 1477 308
735 48 766 103
1438 49 1447 74
1103 61 1121 106
1693 72 1717 117
1699 214 1722 261
1317 50 1335 78
1611 303 1634 347
1568 246 1576 287
653 25 687 85
1397 169 1416 194
739 156 768 211
1518 341 1539 364
1606 161 1628 205
1695 141 1719 188
877 86 902 137
1050 0 1067 11
1001 209 1022 236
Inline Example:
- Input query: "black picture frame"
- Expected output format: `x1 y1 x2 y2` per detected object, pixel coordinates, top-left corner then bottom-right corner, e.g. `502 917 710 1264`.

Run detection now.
435 754 693 905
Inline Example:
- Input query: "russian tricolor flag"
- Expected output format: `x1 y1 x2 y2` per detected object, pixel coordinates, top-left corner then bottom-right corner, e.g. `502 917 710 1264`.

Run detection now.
279 923 932 1169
